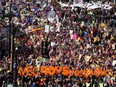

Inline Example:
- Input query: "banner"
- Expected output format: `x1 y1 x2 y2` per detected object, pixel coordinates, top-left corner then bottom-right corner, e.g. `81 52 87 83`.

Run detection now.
58 0 112 10
18 66 109 78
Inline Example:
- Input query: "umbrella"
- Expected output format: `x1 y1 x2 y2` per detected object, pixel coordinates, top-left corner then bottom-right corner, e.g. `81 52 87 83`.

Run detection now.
59 1 70 7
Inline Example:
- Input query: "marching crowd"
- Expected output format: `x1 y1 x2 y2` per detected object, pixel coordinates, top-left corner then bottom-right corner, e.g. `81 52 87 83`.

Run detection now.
0 0 116 87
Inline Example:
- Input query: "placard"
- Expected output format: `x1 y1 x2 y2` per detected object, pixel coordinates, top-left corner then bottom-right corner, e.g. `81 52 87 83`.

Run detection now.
18 66 109 78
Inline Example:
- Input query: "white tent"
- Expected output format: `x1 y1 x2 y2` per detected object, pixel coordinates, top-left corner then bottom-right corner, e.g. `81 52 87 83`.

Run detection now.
103 5 112 10
59 1 113 10
71 3 86 8
86 3 93 8
87 4 101 9
61 3 70 7
87 2 101 9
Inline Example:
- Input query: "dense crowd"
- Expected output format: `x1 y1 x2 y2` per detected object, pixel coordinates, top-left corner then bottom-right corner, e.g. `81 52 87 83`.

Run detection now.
0 0 116 87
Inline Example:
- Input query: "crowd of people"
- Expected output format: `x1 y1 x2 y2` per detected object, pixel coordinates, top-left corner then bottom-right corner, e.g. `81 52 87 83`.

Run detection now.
0 0 116 87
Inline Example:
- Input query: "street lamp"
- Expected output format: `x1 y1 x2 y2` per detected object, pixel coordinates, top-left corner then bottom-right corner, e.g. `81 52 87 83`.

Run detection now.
3 15 15 87
3 1 26 86
4 3 17 86
3 3 14 73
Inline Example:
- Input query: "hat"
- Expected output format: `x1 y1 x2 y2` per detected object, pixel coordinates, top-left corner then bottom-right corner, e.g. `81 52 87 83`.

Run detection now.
101 23 105 27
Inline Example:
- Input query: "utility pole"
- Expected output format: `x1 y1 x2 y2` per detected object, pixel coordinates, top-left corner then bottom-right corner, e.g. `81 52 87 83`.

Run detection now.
9 3 13 73
9 2 17 86
10 24 15 85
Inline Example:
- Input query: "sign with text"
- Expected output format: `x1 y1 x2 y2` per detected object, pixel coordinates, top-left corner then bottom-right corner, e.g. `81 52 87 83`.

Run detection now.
18 66 109 78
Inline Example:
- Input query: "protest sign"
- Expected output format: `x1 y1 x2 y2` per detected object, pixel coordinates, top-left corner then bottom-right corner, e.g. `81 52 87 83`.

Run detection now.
45 24 50 33
18 66 109 78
